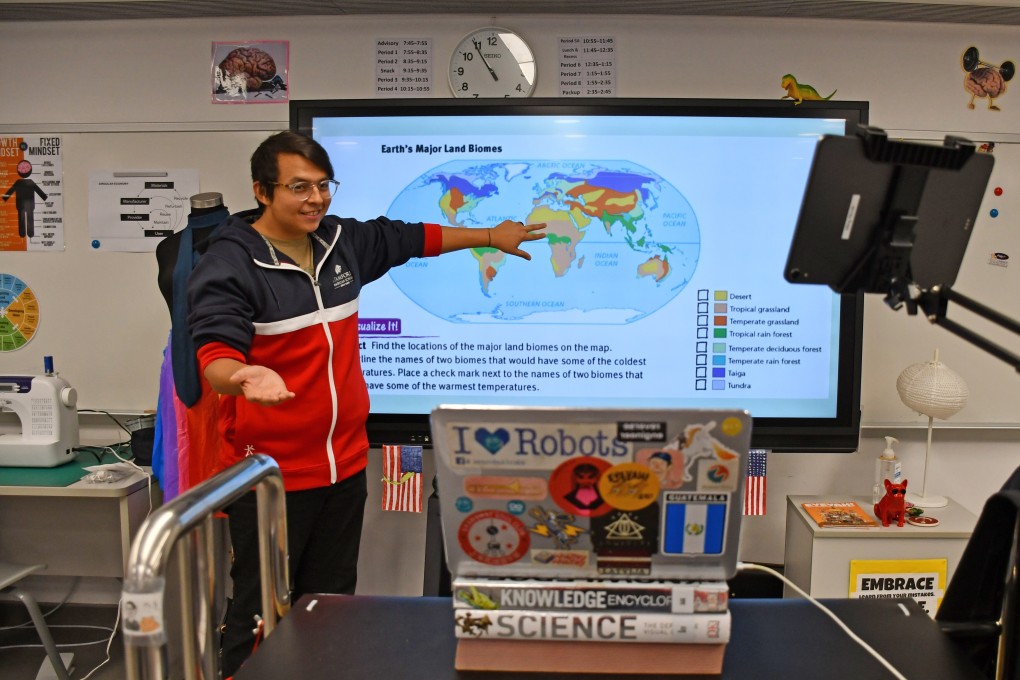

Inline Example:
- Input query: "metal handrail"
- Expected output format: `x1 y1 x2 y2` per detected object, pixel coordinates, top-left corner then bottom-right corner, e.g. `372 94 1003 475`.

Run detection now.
122 454 290 680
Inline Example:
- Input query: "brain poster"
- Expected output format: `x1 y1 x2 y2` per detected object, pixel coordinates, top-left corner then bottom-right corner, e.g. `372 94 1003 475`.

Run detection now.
212 40 289 103
0 135 64 252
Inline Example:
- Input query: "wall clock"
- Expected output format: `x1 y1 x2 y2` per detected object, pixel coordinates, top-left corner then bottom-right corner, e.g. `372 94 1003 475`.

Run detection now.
449 27 537 98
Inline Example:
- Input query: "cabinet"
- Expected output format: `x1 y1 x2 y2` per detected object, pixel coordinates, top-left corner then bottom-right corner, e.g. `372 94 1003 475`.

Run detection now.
783 495 977 599
0 471 156 578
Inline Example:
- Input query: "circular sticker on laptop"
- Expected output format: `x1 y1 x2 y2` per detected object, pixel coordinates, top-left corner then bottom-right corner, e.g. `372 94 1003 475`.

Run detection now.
548 457 613 517
720 417 745 437
457 510 530 565
598 462 661 511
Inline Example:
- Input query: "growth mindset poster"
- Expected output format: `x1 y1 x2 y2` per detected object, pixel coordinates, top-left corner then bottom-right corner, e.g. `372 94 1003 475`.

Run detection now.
0 136 64 252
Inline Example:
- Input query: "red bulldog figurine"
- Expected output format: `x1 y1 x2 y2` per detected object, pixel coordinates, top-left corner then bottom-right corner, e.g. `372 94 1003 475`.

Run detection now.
874 478 909 527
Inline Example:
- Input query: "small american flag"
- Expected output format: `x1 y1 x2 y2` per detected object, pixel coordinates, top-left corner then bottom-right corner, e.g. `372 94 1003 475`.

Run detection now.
743 448 768 516
382 445 423 513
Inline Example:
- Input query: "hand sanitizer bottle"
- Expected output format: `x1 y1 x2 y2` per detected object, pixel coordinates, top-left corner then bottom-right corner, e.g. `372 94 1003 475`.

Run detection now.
873 436 902 505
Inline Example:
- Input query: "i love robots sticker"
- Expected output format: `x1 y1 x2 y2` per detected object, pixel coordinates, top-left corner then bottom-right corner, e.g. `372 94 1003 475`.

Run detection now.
444 420 631 470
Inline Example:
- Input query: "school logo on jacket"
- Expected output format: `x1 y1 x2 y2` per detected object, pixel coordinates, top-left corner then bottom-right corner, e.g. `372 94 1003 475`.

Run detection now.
333 263 352 289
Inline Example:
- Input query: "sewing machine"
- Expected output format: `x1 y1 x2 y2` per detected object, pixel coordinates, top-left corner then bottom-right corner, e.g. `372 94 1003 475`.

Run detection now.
0 374 79 467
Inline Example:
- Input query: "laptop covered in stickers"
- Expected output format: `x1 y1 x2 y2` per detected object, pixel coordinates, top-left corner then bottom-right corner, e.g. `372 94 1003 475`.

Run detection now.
430 405 752 582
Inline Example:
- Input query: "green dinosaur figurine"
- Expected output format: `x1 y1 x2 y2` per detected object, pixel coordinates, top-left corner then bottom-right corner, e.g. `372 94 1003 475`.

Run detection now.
781 74 837 105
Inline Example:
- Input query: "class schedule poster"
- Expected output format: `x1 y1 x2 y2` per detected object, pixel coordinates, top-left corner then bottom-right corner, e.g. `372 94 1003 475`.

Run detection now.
0 136 64 252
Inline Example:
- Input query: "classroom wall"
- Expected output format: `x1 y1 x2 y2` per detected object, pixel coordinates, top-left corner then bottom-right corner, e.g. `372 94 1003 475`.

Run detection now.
1 13 1019 594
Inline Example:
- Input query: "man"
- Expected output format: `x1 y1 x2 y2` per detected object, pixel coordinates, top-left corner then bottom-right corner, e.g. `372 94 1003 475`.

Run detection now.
647 451 675 488
187 130 544 676
1 159 48 239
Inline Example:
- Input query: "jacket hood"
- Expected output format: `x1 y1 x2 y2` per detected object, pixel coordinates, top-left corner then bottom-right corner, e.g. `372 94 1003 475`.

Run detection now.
206 208 339 264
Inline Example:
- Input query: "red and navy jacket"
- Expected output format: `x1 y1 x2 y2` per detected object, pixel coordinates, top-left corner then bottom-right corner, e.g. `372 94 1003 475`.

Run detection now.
187 209 442 491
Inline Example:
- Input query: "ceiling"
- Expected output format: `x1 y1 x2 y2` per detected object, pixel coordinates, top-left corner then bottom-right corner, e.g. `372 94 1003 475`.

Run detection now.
4 0 1020 24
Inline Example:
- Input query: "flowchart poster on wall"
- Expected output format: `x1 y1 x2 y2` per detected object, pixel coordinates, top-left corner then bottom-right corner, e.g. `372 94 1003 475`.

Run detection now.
0 135 64 252
848 558 947 618
87 170 200 252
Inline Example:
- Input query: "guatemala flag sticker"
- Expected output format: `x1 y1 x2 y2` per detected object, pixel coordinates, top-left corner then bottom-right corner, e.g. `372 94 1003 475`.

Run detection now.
660 491 729 556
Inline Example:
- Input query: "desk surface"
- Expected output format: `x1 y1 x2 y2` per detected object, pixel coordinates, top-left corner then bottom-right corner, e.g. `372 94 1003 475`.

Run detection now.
788 495 978 538
235 595 986 680
0 468 150 497
0 449 150 497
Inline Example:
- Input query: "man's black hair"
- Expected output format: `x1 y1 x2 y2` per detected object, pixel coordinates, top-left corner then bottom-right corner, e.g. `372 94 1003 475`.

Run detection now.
649 451 673 465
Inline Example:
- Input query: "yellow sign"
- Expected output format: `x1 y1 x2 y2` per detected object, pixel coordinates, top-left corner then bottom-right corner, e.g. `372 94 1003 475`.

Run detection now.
848 558 947 618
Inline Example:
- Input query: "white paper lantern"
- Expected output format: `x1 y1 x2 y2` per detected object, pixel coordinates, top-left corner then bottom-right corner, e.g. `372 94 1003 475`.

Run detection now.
896 359 969 420
894 351 969 507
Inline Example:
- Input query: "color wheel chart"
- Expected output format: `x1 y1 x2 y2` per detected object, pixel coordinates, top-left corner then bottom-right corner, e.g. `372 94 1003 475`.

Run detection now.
0 273 40 351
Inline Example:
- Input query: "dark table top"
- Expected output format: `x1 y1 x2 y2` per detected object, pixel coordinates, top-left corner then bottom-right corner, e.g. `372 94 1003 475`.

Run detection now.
235 594 986 680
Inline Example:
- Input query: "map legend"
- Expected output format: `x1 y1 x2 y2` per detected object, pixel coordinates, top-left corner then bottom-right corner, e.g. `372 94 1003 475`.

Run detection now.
695 289 709 390
713 291 727 390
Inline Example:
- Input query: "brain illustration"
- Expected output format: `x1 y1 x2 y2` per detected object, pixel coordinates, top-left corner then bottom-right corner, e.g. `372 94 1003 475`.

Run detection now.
218 47 276 90
965 68 1006 98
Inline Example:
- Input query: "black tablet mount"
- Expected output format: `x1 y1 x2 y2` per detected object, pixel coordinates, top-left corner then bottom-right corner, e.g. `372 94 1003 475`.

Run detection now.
799 125 1020 370
912 285 1020 371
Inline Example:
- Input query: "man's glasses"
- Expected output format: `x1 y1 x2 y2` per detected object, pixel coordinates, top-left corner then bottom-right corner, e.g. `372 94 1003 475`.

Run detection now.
271 179 340 201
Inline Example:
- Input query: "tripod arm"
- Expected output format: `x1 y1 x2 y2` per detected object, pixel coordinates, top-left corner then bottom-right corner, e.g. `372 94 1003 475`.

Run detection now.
915 285 1020 372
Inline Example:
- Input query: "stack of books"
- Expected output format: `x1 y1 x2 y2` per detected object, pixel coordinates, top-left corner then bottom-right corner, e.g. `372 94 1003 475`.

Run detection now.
451 577 731 674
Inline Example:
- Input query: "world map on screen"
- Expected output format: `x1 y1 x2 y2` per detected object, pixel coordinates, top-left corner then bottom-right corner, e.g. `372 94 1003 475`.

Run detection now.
387 160 701 324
